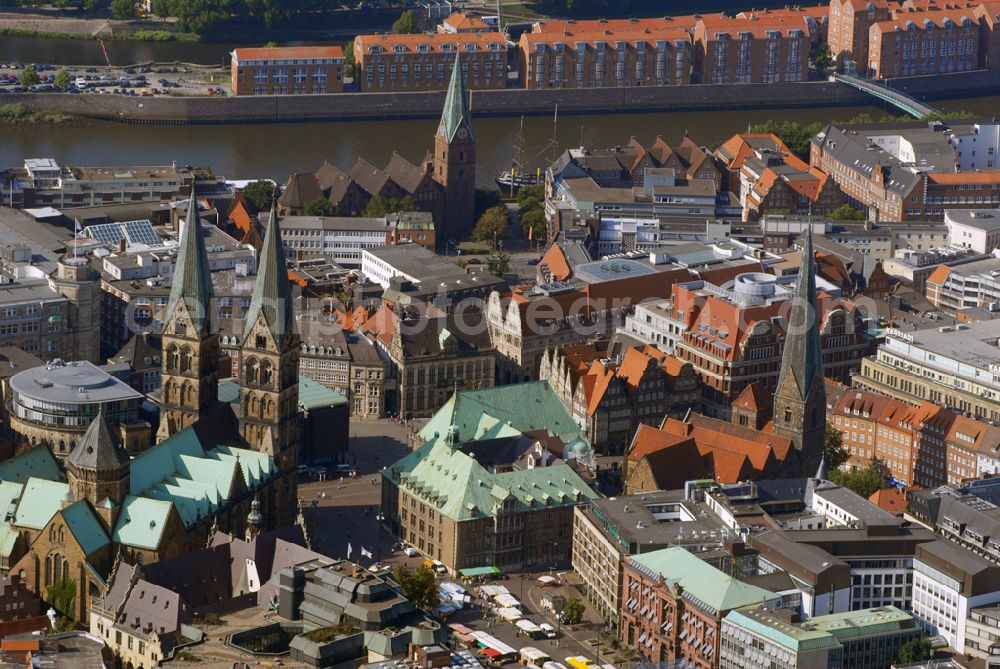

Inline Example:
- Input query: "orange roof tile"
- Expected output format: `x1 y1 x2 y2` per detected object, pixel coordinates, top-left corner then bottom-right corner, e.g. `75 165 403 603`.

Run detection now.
926 265 952 286
926 171 1000 184
233 46 344 61
869 487 908 514
539 243 573 282
734 382 770 412
356 31 507 55
443 12 490 30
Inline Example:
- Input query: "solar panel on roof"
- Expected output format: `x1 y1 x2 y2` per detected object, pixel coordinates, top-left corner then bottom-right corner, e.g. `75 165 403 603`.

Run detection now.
84 220 161 247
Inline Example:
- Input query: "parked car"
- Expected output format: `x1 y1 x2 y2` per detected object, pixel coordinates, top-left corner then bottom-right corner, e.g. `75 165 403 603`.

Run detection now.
403 546 419 557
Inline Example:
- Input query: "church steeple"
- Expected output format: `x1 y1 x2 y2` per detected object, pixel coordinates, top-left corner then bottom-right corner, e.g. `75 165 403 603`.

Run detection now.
238 196 300 527
772 228 827 471
165 183 214 335
432 52 476 245
157 181 221 442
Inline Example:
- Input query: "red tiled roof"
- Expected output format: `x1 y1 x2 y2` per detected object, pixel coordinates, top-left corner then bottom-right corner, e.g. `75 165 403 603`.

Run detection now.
869 487 908 514
539 243 574 282
233 46 344 61
734 382 770 412
926 265 952 286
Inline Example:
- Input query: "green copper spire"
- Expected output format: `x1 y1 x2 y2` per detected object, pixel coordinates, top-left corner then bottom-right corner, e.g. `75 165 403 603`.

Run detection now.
165 181 214 335
777 228 823 401
440 51 474 143
243 195 295 343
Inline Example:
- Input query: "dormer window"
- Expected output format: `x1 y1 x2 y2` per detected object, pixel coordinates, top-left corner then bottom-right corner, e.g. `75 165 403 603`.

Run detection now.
393 45 406 54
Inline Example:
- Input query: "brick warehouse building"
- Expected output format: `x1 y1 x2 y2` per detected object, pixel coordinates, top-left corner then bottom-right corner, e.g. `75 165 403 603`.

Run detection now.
230 46 345 96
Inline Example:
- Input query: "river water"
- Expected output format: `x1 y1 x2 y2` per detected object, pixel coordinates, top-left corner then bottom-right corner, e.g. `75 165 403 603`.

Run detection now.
4 95 999 187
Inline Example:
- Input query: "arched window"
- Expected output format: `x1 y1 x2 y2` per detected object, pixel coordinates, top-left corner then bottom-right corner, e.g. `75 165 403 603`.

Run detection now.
180 345 193 374
262 360 274 386
264 398 274 419
59 440 65 454
249 394 259 415
166 344 179 372
44 556 51 587
244 358 259 384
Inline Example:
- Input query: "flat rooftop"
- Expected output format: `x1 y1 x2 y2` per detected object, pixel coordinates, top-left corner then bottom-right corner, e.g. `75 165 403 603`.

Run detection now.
587 489 728 549
946 208 1000 232
10 360 143 404
886 320 1000 370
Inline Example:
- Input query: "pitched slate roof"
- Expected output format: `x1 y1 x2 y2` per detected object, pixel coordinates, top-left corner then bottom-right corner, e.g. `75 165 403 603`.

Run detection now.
629 546 778 613
243 200 295 342
350 157 395 198
384 153 429 195
68 413 130 472
165 187 215 335
279 173 324 210
439 52 474 143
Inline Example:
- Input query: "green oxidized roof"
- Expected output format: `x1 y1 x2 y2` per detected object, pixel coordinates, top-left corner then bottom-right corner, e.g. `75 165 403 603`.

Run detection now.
0 446 62 485
61 500 110 556
0 524 18 560
386 439 596 523
777 227 823 401
299 374 348 409
418 381 583 447
13 477 69 530
724 609 839 653
243 200 295 343
112 496 175 551
439 52 474 143
807 605 915 642
630 547 778 614
165 185 215 335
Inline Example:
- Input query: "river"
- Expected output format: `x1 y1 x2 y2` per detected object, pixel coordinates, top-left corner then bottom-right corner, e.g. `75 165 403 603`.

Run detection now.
3 94 998 188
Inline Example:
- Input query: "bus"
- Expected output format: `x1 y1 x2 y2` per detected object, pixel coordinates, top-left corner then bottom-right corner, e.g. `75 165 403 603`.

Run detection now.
566 656 596 669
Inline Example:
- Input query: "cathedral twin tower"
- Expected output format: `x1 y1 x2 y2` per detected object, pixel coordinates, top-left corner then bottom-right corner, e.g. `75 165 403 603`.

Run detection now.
157 191 301 523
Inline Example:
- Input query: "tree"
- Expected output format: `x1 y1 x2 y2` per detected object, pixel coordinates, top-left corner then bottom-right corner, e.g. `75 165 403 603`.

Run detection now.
897 638 932 664
487 251 510 276
53 69 72 92
304 197 334 216
19 68 40 87
392 566 438 610
829 204 866 221
111 0 135 20
811 42 834 73
46 578 76 622
362 195 420 218
520 209 547 239
343 41 354 78
824 422 849 471
82 0 102 12
474 188 502 219
149 0 171 18
242 180 276 214
516 183 544 209
473 206 509 243
829 461 889 499
391 10 419 34
748 120 824 160
561 596 585 625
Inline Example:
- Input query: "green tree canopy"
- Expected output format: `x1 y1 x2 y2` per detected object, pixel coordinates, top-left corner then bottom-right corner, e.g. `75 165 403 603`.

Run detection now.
897 638 932 664
811 42 834 73
19 68 40 87
343 41 355 78
562 596 585 625
829 204 866 221
362 195 420 218
149 0 171 18
748 120 824 160
824 422 850 471
111 0 135 19
304 197 334 216
392 566 438 609
487 251 510 276
391 10 419 34
473 206 509 243
242 180 276 214
475 188 503 219
47 578 76 621
829 461 889 499
520 209 547 239
54 69 72 92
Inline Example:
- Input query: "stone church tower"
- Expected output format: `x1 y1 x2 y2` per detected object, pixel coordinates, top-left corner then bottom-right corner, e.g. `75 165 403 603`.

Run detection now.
432 52 476 245
772 229 827 473
157 187 220 442
67 413 130 532
238 200 300 525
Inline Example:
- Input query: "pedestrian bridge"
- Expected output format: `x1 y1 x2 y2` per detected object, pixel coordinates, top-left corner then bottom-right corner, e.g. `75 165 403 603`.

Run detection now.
832 74 939 118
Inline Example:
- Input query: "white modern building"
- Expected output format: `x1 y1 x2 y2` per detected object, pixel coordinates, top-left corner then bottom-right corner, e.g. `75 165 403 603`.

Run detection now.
912 539 1000 653
946 208 1000 254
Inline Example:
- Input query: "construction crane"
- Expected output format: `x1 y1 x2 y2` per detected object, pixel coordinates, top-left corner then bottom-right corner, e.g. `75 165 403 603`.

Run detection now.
97 37 112 69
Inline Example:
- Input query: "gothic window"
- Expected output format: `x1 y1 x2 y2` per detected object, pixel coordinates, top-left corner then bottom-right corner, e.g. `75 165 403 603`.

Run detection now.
262 360 274 386
183 383 195 405
249 394 259 415
59 440 65 453
166 344 179 372
256 335 267 349
244 358 259 384
44 556 51 587
180 345 193 374
785 408 792 425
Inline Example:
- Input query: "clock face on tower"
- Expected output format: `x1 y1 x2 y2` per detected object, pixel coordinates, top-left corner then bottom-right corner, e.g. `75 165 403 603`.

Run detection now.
457 127 468 140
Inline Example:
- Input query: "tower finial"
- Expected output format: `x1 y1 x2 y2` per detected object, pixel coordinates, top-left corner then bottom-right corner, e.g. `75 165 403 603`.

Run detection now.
164 175 214 335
